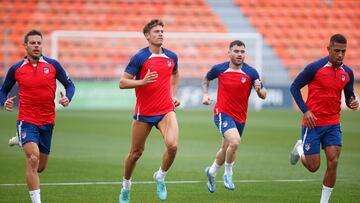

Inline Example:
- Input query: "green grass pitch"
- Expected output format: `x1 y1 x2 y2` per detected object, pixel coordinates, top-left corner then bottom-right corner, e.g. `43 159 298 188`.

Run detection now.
0 109 359 202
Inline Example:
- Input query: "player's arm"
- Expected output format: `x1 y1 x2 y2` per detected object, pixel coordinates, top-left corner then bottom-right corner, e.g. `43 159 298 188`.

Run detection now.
202 65 220 105
253 79 266 99
170 69 180 107
53 60 75 107
290 64 317 128
119 53 157 89
290 65 316 113
0 66 17 111
343 68 359 110
119 69 158 89
202 75 212 105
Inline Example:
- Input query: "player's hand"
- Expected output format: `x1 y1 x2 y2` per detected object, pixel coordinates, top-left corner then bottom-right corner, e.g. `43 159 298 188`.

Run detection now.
303 111 317 128
4 96 16 112
254 79 262 92
202 94 212 105
142 69 158 85
349 96 359 110
172 97 180 107
58 91 69 107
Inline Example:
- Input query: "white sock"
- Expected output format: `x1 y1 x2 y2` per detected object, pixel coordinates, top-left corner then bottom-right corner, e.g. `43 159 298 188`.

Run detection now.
29 189 41 203
224 162 234 176
122 178 132 190
209 160 220 176
296 143 304 157
155 167 167 180
320 185 333 203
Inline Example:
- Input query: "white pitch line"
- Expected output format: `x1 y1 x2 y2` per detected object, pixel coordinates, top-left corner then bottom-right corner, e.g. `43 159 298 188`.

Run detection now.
0 179 322 187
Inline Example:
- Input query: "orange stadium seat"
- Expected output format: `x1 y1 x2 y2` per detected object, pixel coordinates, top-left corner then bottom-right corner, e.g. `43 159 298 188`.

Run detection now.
235 0 360 80
0 0 227 79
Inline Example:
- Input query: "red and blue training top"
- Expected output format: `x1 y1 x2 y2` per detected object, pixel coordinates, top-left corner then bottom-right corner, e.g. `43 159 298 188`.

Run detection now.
124 47 178 116
290 56 355 126
206 62 263 123
0 56 75 125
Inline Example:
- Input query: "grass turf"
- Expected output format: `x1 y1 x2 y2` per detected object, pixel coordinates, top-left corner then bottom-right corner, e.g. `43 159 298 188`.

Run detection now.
0 109 359 202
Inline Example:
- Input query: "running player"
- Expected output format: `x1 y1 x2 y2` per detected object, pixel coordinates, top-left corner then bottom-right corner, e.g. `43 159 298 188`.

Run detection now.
289 34 359 203
203 40 266 193
118 19 180 203
0 30 75 203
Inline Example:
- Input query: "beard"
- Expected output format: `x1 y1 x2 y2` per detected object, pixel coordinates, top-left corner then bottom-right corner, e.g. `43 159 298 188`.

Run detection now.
231 58 243 66
335 61 342 66
332 58 343 67
29 51 41 60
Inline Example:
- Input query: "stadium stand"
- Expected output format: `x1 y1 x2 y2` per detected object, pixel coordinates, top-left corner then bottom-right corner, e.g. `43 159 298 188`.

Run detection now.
0 0 227 79
234 0 360 79
2 0 358 80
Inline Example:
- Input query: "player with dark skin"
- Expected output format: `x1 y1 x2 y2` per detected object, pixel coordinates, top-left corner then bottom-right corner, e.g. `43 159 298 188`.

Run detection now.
290 34 358 203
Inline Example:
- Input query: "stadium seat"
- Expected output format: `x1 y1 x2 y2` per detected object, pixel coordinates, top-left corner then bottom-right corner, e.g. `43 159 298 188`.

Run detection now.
0 0 228 79
235 0 360 79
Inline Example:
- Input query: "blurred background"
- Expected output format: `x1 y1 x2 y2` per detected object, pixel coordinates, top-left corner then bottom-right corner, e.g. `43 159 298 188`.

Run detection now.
1 0 359 109
1 1 360 202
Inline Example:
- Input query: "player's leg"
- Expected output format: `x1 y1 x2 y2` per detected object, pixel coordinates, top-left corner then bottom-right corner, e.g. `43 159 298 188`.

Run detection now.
124 120 152 179
302 127 323 172
204 138 228 193
320 124 342 203
324 147 341 187
206 113 241 192
157 111 178 172
210 112 233 172
37 124 53 173
319 146 341 203
18 121 42 203
302 154 320 172
23 142 41 203
153 111 178 200
222 116 243 191
23 142 40 189
210 138 229 175
290 126 321 172
205 114 228 193
9 123 22 147
224 129 240 163
290 139 303 165
214 119 243 169
120 120 152 203
9 133 21 147
38 153 49 173
220 115 242 165
222 128 241 190
224 127 241 164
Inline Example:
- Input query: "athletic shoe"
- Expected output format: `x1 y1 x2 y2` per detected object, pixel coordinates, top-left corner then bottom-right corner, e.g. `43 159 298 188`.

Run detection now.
9 135 21 147
223 174 235 190
153 172 167 201
205 166 216 193
290 140 302 165
119 188 130 203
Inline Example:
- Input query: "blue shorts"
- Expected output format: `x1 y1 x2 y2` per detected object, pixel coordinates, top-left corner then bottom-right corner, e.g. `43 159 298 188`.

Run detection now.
302 124 342 155
133 114 166 127
214 113 245 137
17 121 54 154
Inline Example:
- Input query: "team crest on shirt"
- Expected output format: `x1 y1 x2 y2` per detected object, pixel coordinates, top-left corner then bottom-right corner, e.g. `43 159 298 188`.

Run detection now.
341 74 346 81
305 143 311 151
223 121 228 128
43 67 50 74
241 76 247 83
166 60 172 67
21 132 26 139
